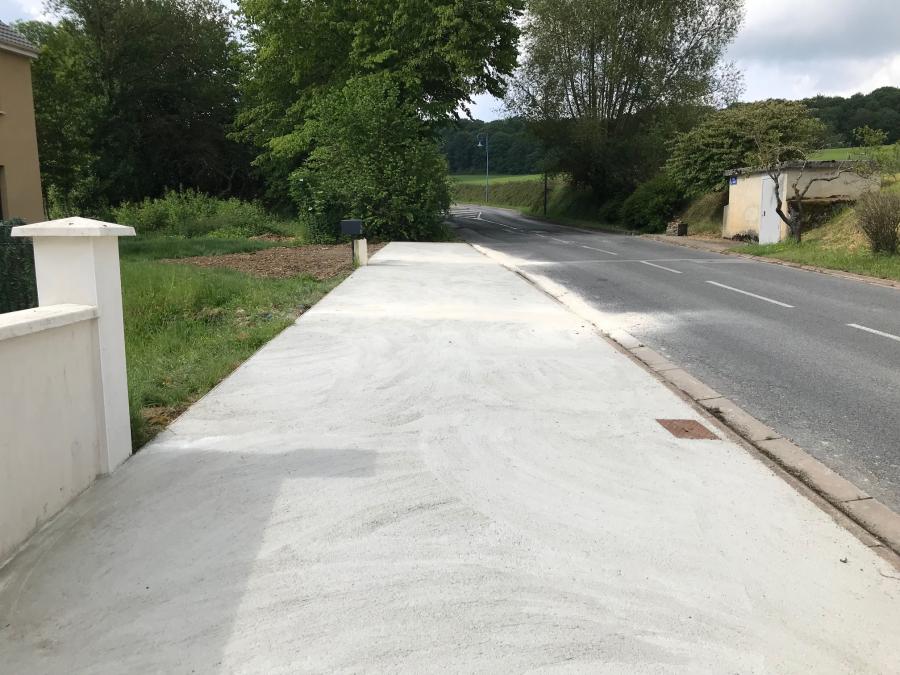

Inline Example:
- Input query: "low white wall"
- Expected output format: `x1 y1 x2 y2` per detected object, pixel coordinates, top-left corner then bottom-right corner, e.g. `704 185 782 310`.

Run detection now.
0 305 103 564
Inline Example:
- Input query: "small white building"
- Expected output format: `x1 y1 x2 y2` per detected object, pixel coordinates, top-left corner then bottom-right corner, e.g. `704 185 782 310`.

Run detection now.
722 161 878 243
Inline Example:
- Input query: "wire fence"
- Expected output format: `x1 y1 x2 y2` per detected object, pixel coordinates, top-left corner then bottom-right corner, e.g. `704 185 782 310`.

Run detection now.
0 218 38 314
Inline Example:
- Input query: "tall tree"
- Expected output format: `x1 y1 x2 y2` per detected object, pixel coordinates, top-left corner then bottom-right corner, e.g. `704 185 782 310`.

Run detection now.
666 100 826 196
237 0 523 233
507 0 743 196
20 0 253 212
804 87 900 146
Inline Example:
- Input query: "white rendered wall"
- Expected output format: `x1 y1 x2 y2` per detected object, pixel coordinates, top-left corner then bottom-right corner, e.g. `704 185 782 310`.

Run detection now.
2 217 134 566
0 307 103 564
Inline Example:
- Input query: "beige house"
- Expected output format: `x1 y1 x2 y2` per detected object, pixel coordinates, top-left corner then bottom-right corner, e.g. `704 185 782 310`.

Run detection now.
0 21 44 223
722 161 878 243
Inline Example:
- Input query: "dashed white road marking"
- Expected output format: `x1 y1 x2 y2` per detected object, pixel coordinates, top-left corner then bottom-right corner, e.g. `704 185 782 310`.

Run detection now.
580 244 618 256
705 281 794 308
547 236 571 244
847 323 900 343
640 260 682 274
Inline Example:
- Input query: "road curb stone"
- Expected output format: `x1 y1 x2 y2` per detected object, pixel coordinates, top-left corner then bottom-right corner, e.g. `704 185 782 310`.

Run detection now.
470 241 900 558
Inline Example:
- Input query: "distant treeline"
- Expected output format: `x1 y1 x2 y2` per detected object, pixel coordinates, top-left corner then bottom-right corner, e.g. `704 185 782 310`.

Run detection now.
803 87 900 145
440 118 545 175
442 87 900 176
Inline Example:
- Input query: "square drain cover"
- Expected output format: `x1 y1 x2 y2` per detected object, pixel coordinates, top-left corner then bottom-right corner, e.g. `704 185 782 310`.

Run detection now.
657 419 718 440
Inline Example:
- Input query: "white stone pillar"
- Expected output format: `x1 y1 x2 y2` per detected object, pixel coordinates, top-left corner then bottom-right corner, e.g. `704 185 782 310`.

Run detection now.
12 217 136 473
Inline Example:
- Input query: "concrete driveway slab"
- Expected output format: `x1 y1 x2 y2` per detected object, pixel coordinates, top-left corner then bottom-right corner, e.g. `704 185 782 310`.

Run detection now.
1 243 898 673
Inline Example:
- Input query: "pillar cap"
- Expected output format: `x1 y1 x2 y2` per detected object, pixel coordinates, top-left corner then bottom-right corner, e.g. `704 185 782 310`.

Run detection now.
11 217 136 238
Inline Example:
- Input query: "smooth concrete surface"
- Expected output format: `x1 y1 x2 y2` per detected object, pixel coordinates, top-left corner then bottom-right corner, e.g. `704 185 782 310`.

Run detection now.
452 206 900 513
1 243 898 673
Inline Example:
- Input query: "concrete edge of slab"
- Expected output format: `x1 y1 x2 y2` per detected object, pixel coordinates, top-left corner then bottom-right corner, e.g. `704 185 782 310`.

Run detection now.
469 242 900 563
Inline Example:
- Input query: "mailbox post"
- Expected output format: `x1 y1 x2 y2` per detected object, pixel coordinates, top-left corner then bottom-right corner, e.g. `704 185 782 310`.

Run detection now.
340 219 367 267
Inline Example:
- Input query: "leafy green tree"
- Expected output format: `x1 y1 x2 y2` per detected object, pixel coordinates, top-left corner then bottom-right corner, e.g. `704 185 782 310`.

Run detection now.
507 0 743 197
20 0 253 212
852 126 900 178
439 118 544 174
804 87 900 146
237 0 523 229
667 100 826 197
619 173 685 232
290 73 450 241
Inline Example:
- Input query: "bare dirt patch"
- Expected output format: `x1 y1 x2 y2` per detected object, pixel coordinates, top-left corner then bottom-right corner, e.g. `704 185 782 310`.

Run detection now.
164 243 385 280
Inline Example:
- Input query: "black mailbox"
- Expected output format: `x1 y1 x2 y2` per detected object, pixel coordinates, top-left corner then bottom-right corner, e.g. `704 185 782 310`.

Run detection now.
340 219 363 237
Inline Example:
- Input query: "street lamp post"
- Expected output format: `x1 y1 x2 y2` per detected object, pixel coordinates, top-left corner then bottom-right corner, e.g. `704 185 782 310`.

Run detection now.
476 132 489 203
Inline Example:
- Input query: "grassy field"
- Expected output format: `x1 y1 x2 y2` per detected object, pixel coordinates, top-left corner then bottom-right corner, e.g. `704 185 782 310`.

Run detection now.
450 173 543 185
809 146 893 161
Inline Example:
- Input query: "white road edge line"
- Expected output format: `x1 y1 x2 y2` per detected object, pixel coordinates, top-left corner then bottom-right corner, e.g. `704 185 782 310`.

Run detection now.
580 244 619 256
705 281 794 308
847 323 900 343
640 260 682 274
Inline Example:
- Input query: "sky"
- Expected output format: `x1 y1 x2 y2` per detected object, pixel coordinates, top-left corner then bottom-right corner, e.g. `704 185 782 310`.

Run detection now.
2 0 897 121
470 0 900 120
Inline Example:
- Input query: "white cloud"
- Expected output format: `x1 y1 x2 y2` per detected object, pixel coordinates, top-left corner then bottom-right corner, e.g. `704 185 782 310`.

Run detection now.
0 0 47 24
728 0 900 100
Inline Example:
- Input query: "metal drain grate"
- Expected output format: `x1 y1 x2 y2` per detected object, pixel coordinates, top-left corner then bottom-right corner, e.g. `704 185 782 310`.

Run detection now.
657 419 718 440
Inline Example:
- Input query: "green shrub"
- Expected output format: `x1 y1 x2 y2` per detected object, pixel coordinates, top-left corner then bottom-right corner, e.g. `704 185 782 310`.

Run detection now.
0 218 37 313
596 197 624 224
113 190 278 238
856 191 900 254
289 73 451 242
620 174 686 232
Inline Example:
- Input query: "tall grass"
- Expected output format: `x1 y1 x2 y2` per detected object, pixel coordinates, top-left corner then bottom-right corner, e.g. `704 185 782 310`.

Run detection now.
123 260 342 447
114 189 307 239
120 237 285 261
679 191 727 236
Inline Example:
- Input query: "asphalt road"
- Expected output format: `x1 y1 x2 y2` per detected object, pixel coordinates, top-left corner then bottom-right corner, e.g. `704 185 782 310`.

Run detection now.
450 205 900 512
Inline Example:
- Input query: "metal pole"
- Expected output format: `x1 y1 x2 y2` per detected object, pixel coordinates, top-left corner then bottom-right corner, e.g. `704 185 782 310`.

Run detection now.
485 135 490 203
543 171 548 216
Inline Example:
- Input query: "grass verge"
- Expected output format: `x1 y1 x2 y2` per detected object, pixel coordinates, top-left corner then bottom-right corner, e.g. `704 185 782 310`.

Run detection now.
732 179 900 282
733 240 900 282
123 259 342 448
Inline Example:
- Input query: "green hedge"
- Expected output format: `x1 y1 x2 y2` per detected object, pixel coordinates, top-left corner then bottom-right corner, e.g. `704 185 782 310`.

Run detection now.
620 174 686 233
0 218 37 314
